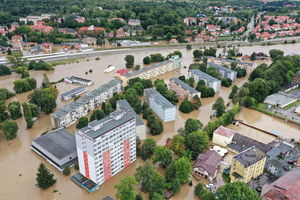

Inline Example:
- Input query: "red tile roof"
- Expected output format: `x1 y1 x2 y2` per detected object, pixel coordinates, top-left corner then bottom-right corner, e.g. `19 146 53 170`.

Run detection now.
214 126 235 138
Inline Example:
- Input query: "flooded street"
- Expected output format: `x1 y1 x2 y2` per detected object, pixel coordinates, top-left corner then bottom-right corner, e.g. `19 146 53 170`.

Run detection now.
1 43 300 200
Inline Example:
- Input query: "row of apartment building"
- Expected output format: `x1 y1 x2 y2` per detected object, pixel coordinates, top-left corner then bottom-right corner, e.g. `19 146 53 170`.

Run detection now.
207 56 255 74
118 55 181 86
188 69 221 92
50 79 122 129
207 62 237 81
169 77 201 101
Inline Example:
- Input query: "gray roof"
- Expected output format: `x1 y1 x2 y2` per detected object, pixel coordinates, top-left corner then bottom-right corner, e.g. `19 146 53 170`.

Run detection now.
65 76 93 83
52 79 122 118
79 111 135 139
234 146 266 167
60 86 87 98
116 99 144 126
208 62 236 74
124 60 172 78
228 132 272 153
32 128 76 160
208 56 253 66
267 142 294 160
170 77 199 94
144 88 175 109
189 69 221 82
103 196 115 200
58 28 77 34
264 92 297 106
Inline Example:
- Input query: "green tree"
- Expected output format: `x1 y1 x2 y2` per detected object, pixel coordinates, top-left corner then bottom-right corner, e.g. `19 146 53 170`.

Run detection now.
186 44 192 50
147 115 164 135
195 183 215 200
140 138 157 160
0 100 8 122
133 82 144 96
185 131 209 159
206 66 221 79
125 88 139 106
76 117 88 129
171 135 185 156
221 78 232 87
151 193 164 200
135 162 165 195
13 77 37 94
115 176 137 200
192 95 202 109
90 109 105 122
213 97 226 117
36 163 56 190
216 182 260 200
125 55 135 68
28 88 58 114
62 166 70 176
143 56 151 64
248 78 270 102
269 49 284 61
179 99 195 113
7 51 26 68
0 65 11 76
8 101 22 119
0 88 15 101
135 193 143 200
250 52 256 61
184 118 202 134
229 85 238 100
152 146 173 168
193 49 203 58
1 120 18 140
165 157 191 184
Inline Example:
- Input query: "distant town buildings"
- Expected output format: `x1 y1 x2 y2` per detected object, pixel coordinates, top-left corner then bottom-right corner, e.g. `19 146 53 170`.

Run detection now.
116 100 146 140
119 56 181 87
207 57 255 74
193 150 222 181
128 19 141 26
207 62 237 81
19 14 53 25
60 86 88 101
64 76 94 85
31 128 77 171
168 77 201 101
75 111 136 185
188 69 221 92
230 146 266 183
144 88 176 122
51 79 122 128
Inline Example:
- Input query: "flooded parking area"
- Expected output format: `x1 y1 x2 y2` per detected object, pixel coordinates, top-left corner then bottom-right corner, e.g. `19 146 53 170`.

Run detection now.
1 43 300 199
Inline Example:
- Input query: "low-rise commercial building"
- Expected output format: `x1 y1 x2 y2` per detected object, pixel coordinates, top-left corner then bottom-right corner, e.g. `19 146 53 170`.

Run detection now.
60 86 88 101
168 77 201 101
230 146 266 183
264 92 297 108
261 167 300 200
144 88 176 122
212 126 235 147
31 128 77 171
119 56 181 87
75 111 136 185
188 69 221 92
193 150 222 181
208 62 237 81
64 76 94 85
51 79 122 128
116 99 146 140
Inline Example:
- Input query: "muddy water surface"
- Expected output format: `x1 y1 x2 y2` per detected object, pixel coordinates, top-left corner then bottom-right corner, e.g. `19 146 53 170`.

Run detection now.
1 44 300 200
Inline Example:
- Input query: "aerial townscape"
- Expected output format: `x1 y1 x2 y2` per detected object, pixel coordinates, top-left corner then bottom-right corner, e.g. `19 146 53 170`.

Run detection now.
1 0 300 200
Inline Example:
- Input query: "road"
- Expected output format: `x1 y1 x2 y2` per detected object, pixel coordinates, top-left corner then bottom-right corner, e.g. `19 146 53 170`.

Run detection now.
243 15 255 42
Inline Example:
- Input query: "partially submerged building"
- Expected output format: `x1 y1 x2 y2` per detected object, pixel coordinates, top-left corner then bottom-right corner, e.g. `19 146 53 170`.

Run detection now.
188 69 221 92
212 126 235 147
64 76 94 86
31 128 77 171
60 86 88 101
264 92 297 108
119 56 181 87
116 99 146 140
169 77 201 101
144 88 176 122
51 79 122 128
207 62 237 81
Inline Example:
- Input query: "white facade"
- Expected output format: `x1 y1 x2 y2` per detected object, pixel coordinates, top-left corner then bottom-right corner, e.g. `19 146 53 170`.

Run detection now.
188 69 221 92
75 111 136 185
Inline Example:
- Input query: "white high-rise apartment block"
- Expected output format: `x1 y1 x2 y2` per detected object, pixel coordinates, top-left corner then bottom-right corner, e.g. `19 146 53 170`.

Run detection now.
75 111 136 185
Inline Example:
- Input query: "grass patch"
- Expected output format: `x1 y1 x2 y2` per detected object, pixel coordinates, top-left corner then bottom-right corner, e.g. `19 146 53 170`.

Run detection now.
283 101 300 110
51 59 79 66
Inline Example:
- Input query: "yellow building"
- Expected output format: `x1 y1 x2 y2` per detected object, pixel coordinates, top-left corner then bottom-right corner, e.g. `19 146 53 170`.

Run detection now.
230 146 266 183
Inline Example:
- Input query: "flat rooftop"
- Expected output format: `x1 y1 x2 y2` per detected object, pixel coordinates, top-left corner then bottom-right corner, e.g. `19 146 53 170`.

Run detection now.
234 146 266 167
170 77 200 94
189 69 221 82
116 99 144 126
144 88 175 109
264 92 297 106
32 128 76 160
61 86 87 98
208 62 236 73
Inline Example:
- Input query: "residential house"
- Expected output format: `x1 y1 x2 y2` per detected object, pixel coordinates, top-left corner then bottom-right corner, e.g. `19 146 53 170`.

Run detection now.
128 19 141 26
208 62 237 81
183 17 197 26
230 146 266 183
261 167 300 200
144 88 176 122
188 69 221 92
19 14 53 25
169 77 201 101
212 126 235 147
193 150 222 181
30 24 53 33
31 128 77 171
119 56 181 87
50 79 122 128
78 25 105 36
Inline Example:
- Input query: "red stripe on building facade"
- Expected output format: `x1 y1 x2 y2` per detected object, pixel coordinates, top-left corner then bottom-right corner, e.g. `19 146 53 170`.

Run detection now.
123 138 131 168
103 149 112 182
83 151 90 179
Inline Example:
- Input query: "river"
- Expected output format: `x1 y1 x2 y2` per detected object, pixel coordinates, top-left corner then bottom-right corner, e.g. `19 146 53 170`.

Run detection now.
0 43 300 200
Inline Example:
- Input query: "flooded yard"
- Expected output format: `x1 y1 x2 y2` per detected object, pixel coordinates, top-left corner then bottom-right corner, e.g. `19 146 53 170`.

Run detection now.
1 43 300 200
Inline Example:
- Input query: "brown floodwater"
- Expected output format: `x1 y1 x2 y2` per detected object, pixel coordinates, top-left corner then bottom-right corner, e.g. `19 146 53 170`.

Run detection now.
1 43 300 200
